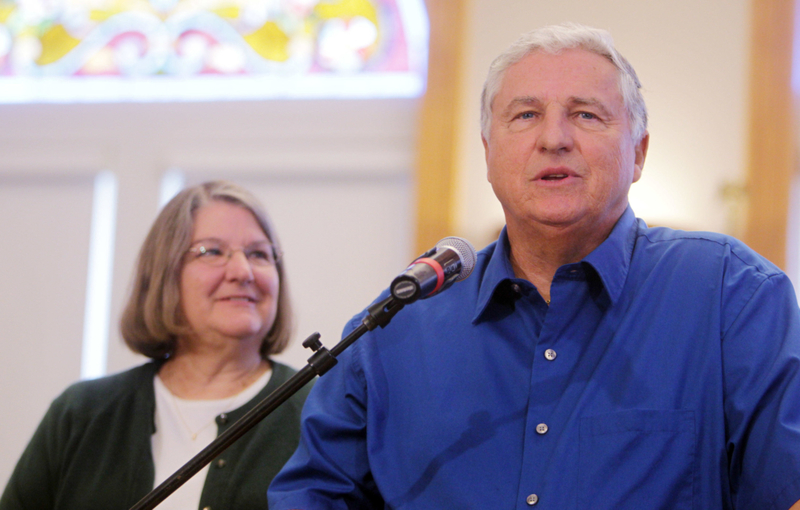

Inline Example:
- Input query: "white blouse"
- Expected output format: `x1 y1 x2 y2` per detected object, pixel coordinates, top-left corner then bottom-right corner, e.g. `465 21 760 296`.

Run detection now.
151 368 272 510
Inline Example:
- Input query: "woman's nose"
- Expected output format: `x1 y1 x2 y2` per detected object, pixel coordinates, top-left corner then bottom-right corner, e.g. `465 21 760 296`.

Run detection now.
225 249 255 283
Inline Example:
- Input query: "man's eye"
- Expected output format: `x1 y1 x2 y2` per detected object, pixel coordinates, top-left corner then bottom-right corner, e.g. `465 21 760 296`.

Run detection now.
578 111 598 120
517 111 535 120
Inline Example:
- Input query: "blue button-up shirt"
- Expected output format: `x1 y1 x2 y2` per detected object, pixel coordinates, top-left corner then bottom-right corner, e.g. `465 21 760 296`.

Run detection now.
269 207 800 510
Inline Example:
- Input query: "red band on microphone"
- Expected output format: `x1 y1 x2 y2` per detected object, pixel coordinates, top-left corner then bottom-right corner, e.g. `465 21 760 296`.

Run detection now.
413 257 445 295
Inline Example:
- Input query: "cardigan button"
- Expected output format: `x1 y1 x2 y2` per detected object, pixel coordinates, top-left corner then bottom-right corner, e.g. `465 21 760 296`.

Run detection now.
217 413 228 424
216 459 227 468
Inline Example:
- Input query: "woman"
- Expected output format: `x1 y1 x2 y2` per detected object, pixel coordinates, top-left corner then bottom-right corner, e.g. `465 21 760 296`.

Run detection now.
0 181 311 510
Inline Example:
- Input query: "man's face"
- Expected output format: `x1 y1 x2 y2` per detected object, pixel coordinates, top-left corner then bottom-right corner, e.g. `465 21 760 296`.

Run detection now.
484 48 648 237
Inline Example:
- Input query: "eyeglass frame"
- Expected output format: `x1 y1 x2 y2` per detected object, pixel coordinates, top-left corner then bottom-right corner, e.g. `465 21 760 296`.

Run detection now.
185 238 282 267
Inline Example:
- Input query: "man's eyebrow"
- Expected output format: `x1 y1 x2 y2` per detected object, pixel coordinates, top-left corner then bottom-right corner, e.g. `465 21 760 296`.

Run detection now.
500 96 542 116
499 96 615 118
567 97 613 117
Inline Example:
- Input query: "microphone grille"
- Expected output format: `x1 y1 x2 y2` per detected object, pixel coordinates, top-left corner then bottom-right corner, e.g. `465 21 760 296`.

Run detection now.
436 236 477 282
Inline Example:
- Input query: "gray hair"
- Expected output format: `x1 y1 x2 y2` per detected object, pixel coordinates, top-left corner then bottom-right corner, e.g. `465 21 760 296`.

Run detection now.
480 22 647 142
120 180 293 360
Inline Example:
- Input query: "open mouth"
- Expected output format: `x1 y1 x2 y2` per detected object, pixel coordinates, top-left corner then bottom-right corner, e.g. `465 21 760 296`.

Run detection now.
541 173 569 181
222 296 256 303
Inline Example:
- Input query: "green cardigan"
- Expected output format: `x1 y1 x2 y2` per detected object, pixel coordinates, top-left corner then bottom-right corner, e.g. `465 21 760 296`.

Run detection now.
0 361 312 510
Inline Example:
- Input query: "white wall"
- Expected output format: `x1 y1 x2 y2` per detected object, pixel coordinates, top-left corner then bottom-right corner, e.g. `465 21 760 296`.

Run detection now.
456 0 751 248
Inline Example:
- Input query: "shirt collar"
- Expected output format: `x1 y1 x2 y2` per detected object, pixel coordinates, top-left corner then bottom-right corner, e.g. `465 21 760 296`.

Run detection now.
581 205 637 306
472 226 522 323
472 206 638 322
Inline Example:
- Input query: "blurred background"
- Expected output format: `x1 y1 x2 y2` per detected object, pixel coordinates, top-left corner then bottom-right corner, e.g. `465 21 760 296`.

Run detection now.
0 0 794 488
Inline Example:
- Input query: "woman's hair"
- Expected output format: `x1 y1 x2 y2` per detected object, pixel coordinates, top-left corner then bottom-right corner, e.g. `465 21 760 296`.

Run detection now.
120 180 292 360
480 22 648 143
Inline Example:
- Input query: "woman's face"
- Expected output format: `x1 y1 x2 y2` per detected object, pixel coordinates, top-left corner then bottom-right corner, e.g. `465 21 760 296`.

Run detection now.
179 200 280 350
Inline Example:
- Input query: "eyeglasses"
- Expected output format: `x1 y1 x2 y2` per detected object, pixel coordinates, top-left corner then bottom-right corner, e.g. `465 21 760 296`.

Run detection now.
186 239 281 267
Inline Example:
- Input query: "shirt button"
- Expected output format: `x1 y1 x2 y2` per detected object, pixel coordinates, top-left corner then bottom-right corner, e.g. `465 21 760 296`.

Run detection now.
218 413 228 424
202 507 211 510
511 283 521 294
536 423 548 435
526 493 539 505
216 459 226 468
544 349 557 361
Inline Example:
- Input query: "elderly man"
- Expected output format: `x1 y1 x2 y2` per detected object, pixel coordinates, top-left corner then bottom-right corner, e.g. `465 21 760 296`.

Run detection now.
268 23 800 509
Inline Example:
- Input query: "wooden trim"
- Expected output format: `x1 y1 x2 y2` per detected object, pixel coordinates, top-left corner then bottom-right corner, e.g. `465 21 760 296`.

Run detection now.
413 0 466 254
743 0 796 269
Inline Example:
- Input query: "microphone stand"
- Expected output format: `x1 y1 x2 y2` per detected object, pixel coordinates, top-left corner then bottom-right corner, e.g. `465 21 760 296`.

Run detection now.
129 295 404 510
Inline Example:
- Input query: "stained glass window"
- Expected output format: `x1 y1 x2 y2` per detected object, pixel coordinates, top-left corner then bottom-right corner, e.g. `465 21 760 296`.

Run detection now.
0 0 428 102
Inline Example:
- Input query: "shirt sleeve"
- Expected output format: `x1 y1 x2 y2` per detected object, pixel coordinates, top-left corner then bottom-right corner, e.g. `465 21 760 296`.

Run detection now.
268 320 384 510
722 271 800 510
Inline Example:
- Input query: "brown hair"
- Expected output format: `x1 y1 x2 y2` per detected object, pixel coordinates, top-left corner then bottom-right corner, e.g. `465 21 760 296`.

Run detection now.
120 180 292 359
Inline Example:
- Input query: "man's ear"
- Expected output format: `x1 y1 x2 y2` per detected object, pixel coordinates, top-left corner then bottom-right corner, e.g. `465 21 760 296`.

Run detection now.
632 132 649 183
482 134 492 182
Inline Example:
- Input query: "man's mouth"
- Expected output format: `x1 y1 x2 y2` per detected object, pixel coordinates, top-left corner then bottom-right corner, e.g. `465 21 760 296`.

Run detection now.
541 173 569 181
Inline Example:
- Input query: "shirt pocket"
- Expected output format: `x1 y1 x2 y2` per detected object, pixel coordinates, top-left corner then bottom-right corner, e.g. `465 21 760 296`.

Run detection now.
578 409 695 510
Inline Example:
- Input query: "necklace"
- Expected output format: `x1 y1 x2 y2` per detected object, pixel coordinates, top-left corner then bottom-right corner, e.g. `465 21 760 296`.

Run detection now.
160 361 267 441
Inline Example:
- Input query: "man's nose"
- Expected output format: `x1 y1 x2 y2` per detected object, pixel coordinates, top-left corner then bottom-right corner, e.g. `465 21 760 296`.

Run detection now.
536 112 574 153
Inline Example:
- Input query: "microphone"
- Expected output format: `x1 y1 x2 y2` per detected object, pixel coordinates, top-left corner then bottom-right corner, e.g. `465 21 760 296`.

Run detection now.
390 236 477 304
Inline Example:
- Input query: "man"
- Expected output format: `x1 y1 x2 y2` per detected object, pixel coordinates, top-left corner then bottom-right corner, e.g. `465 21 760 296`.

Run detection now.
268 23 800 509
